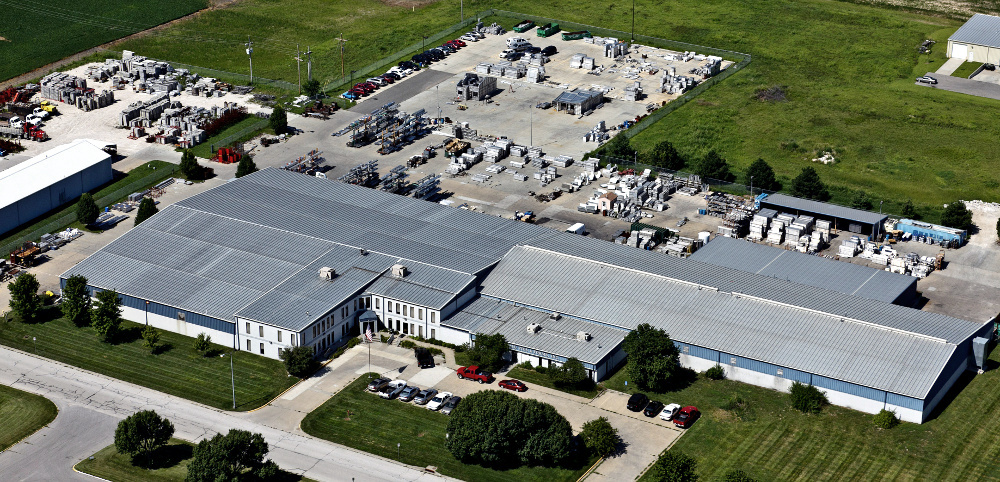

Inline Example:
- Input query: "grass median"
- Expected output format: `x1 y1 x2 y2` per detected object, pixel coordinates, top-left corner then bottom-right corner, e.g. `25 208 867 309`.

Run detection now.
301 373 596 482
505 367 601 399
0 309 296 411
606 352 1000 481
0 384 57 451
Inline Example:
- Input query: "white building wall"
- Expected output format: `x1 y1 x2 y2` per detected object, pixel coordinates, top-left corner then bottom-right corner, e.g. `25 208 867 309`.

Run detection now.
436 324 473 346
235 317 296 360
121 305 234 350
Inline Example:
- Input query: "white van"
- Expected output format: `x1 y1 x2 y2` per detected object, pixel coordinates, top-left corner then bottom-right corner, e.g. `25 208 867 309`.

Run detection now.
566 223 586 235
506 37 530 49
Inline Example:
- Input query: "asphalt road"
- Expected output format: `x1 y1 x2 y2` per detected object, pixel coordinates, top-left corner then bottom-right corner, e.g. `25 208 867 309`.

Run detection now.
350 69 455 113
0 346 453 481
916 72 1000 100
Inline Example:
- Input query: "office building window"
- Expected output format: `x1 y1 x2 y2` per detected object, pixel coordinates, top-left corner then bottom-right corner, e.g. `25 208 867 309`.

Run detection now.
431 328 436 339
395 302 400 314
410 306 414 318
277 331 282 343
431 312 436 323
290 334 296 346
246 322 251 334
259 343 264 355
418 309 423 320
246 339 251 351
259 326 264 337
375 298 380 309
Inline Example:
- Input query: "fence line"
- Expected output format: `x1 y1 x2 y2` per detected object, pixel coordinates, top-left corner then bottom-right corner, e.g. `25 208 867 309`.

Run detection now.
209 118 269 152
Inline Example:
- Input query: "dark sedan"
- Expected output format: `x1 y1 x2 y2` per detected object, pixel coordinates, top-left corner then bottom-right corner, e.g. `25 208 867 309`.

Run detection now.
626 393 649 412
643 400 665 417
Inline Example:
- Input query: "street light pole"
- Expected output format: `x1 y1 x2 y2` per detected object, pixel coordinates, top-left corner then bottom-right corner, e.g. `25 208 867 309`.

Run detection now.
245 36 254 85
877 200 884 241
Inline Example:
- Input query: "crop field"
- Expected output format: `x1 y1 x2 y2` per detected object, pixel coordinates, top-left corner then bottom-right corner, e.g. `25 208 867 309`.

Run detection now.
0 0 206 83
109 0 1000 216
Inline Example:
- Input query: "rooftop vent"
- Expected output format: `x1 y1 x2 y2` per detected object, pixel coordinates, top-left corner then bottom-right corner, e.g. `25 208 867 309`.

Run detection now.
318 267 336 280
359 248 368 255
576 331 591 342
391 264 407 278
549 312 562 320
527 323 542 334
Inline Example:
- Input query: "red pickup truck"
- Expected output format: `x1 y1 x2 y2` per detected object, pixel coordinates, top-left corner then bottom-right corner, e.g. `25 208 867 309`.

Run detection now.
456 366 494 384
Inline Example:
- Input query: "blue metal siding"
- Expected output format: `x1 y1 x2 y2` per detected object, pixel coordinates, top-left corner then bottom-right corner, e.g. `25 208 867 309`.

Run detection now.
922 344 970 409
115 292 234 335
675 341 719 362
813 375 884 402
781 366 812 383
886 392 923 411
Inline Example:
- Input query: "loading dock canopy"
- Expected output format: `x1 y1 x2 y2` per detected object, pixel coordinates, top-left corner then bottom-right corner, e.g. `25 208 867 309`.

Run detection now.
949 14 1000 49
760 193 887 233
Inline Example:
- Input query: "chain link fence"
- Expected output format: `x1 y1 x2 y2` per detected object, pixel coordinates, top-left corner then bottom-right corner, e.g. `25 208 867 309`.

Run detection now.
208 117 270 152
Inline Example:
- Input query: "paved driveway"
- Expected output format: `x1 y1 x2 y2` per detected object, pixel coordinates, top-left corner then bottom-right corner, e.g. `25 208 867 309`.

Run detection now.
916 72 1000 100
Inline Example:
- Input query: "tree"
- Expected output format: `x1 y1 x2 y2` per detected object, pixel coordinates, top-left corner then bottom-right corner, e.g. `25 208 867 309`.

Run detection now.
694 150 735 182
850 190 874 210
650 450 698 482
92 289 123 342
114 410 174 466
179 150 204 181
61 275 92 327
269 106 288 134
446 390 572 467
900 199 917 219
235 155 258 178
8 272 41 322
940 200 973 230
789 167 830 201
549 357 590 389
622 323 681 392
142 325 160 351
303 79 322 98
193 332 211 355
996 216 1000 243
743 158 781 192
185 429 271 482
723 469 757 482
646 140 685 170
133 197 159 226
789 381 828 413
872 409 900 429
465 333 509 373
580 417 620 457
279 346 318 378
704 364 725 380
76 193 99 226
602 133 635 161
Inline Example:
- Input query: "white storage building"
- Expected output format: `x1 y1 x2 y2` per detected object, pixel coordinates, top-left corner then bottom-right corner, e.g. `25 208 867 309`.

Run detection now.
948 14 1000 62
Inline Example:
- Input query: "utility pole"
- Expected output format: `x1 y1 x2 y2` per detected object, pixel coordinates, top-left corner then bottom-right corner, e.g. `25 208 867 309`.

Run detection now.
631 0 636 41
334 34 348 82
305 46 313 82
294 45 303 94
245 36 254 85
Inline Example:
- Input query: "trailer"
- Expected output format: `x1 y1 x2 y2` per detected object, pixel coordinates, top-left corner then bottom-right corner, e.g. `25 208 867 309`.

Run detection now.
537 23 560 38
561 30 592 41
513 20 535 33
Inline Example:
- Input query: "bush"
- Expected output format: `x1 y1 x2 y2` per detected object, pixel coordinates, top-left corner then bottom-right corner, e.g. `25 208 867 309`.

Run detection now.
873 409 900 429
580 417 620 457
516 361 534 370
535 365 548 374
76 192 99 225
549 357 591 389
723 469 757 482
410 336 464 351
400 340 417 349
622 323 681 392
704 364 725 380
789 381 828 413
235 155 258 178
940 200 973 230
428 347 444 356
179 150 205 180
694 150 735 182
279 345 319 378
141 325 160 351
465 333 509 373
61 274 91 327
722 394 754 422
650 450 698 482
193 332 211 355
790 167 830 201
134 197 159 226
186 429 272 482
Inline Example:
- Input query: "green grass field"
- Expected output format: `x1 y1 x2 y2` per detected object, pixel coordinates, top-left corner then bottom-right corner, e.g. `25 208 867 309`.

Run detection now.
188 116 269 159
75 439 313 482
301 373 596 482
0 0 206 82
0 384 57 451
0 310 296 411
605 354 1000 481
951 61 984 79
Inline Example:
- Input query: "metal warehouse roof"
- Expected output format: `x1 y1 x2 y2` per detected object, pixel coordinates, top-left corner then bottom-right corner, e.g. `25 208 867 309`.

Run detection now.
949 14 1000 48
444 297 624 365
480 246 960 398
689 236 916 304
0 139 112 210
554 89 602 104
761 193 887 225
526 232 982 344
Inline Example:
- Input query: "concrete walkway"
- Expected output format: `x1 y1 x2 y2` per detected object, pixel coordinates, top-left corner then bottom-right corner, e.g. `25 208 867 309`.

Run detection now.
937 57 965 75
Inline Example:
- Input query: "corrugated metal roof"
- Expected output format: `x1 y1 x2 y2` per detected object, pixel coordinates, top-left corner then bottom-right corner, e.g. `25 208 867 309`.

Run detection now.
949 14 1000 48
761 193 887 225
480 246 959 398
0 139 112 210
554 89 602 104
526 233 982 344
689 236 916 304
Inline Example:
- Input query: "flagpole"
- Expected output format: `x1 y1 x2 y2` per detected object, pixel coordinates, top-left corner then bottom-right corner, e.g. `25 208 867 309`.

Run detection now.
367 321 371 378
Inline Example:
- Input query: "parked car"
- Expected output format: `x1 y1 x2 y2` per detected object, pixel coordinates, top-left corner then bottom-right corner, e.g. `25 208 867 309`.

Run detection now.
398 386 420 402
673 406 700 428
439 44 456 53
349 88 368 97
451 39 466 47
441 395 462 415
379 74 396 84
460 34 478 42
382 72 400 80
399 60 420 71
32 107 50 119
526 46 541 54
413 388 438 405
498 379 528 392
366 77 386 86
659 403 682 421
367 377 390 392
916 75 938 84
426 391 453 411
626 393 649 411
361 81 379 91
644 400 665 417
541 45 558 56
342 91 360 100
466 31 484 39
379 380 407 399
25 114 44 126
457 366 494 384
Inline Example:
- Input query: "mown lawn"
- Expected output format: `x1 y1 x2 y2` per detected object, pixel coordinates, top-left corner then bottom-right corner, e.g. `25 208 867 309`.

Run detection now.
605 353 1000 481
75 439 313 482
0 310 296 411
187 116 270 159
301 373 596 482
0 0 206 82
506 367 602 399
0 384 57 451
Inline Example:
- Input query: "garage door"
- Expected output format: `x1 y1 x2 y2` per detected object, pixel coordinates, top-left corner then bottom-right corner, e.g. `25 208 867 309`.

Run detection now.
952 43 968 59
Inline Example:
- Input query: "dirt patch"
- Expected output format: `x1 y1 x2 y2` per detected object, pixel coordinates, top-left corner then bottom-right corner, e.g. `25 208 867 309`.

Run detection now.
0 37 8 42
379 0 439 7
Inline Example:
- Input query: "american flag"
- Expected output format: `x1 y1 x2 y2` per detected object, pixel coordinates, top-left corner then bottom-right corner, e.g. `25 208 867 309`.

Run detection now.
365 324 374 343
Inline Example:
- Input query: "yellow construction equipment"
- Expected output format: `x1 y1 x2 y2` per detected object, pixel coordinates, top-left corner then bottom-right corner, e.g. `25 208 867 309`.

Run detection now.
39 100 57 113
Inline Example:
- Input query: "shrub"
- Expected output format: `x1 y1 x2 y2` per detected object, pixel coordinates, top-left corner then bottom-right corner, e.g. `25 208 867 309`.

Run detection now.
61 274 91 327
428 347 444 356
179 150 204 180
141 325 160 351
235 155 258 178
873 409 900 429
269 106 288 134
549 357 590 388
723 469 757 482
134 197 159 226
400 340 416 349
940 200 973 230
76 193 99 225
790 167 830 201
465 333 509 372
516 361 534 370
622 323 681 392
580 417 620 457
704 364 725 380
193 332 212 355
789 381 828 413
535 365 548 374
722 394 755 422
279 345 319 378
650 450 698 482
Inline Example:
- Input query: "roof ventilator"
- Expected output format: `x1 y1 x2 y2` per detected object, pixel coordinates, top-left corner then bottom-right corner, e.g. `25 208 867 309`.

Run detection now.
527 323 542 334
319 267 336 280
391 264 407 278
549 312 561 320
576 331 591 342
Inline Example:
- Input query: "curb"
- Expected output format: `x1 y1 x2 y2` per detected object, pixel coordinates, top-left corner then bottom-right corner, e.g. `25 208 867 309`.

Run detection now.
0 407 58 454
577 456 604 482
72 464 112 481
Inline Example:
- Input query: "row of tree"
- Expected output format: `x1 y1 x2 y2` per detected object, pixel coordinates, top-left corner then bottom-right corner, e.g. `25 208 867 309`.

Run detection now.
8 274 125 341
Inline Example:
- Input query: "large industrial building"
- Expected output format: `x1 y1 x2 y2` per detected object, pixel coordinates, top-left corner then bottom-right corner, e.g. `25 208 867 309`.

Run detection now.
948 13 1000 63
63 168 992 423
0 138 114 236
760 193 888 237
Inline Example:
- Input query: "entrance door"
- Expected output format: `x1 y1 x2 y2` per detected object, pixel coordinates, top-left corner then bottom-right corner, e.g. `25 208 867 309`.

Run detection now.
952 43 968 59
